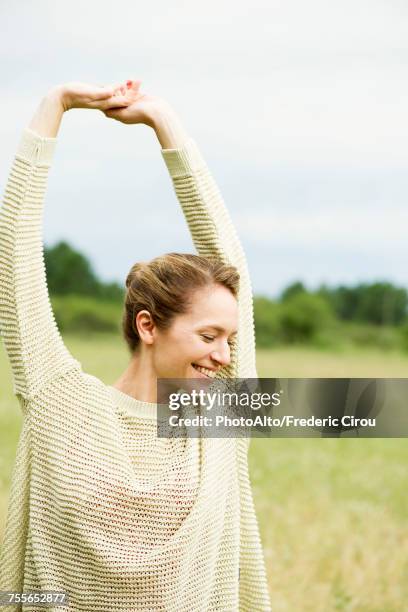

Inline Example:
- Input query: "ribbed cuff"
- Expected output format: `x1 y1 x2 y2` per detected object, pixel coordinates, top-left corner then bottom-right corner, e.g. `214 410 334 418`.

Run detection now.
16 128 57 166
161 138 206 178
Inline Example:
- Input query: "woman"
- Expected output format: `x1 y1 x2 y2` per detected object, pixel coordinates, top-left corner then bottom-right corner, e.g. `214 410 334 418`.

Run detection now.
0 80 271 611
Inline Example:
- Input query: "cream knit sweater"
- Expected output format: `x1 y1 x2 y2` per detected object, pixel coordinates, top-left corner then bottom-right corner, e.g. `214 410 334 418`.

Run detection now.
0 128 271 611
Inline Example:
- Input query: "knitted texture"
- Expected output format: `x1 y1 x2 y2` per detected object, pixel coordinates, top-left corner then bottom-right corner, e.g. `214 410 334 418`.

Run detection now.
0 128 271 611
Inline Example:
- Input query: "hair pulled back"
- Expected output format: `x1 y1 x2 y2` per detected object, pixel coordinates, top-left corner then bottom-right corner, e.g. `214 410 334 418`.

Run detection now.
122 252 239 353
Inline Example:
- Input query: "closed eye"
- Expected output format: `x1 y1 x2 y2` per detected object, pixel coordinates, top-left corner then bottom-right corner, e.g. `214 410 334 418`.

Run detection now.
201 334 236 346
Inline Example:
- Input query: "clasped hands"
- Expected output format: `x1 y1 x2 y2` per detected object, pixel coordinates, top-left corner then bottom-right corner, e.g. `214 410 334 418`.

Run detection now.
54 79 168 128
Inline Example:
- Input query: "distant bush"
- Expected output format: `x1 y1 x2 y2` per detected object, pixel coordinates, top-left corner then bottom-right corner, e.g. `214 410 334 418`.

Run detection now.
280 281 307 302
343 322 401 351
279 293 335 344
254 293 335 346
50 295 123 334
355 283 407 325
253 297 282 347
45 241 100 296
45 241 124 302
317 282 408 326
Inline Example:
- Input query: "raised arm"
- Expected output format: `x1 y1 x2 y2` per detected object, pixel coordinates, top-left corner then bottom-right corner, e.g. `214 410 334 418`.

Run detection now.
0 83 132 402
103 83 257 379
153 108 257 380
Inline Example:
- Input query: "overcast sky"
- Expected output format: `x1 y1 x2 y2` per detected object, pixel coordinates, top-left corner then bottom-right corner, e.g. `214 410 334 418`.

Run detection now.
1 0 407 297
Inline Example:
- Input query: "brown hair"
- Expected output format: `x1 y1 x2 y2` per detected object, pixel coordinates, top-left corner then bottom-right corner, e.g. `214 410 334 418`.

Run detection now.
122 252 239 353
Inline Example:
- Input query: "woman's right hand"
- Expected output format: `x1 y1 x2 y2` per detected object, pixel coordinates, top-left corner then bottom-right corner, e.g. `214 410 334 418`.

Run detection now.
53 81 132 113
104 79 190 148
103 79 173 127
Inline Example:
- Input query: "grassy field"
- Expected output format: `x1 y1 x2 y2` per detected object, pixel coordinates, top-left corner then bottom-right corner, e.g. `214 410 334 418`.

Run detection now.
1 334 407 611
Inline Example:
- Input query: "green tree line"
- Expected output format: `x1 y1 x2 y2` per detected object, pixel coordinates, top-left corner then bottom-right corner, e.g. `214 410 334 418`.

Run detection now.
44 241 408 349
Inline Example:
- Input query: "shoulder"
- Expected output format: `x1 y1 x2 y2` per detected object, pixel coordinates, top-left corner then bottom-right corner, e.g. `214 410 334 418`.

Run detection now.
25 368 115 421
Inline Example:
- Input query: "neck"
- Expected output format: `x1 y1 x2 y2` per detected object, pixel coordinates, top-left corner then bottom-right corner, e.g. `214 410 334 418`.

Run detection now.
113 348 157 403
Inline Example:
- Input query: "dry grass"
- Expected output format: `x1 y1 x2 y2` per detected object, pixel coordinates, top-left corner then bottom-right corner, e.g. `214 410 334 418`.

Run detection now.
256 346 408 377
250 438 408 611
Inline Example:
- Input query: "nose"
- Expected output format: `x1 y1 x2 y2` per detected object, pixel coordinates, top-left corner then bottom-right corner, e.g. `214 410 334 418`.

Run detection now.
210 341 231 367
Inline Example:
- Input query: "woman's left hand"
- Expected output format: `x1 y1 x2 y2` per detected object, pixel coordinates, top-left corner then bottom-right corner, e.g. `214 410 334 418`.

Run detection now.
54 81 131 112
103 79 172 127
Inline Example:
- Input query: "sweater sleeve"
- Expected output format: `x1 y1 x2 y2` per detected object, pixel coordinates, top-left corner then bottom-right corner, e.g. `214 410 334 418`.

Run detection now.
0 128 80 401
161 138 257 380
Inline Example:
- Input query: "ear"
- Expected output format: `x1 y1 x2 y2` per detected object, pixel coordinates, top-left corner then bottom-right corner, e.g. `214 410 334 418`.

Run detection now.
134 310 156 346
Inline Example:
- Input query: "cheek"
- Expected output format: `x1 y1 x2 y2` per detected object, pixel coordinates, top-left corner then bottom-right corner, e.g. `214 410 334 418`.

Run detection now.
172 338 207 370
155 331 195 365
155 322 214 371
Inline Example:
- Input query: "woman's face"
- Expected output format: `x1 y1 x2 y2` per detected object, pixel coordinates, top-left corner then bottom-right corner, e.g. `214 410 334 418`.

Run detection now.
150 284 239 379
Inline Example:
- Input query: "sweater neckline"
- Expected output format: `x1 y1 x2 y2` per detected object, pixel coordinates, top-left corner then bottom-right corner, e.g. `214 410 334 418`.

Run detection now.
108 385 159 419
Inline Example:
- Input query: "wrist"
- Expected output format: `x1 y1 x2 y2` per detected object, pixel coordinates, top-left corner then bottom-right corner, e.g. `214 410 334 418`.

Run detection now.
28 88 66 138
149 107 189 149
145 102 175 129
44 86 67 112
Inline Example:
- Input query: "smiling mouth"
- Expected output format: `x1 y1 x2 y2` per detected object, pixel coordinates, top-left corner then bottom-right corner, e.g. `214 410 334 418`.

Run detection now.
192 364 217 378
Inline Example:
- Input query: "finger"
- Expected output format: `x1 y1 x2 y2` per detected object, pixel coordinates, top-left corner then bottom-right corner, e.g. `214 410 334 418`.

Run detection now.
110 82 125 96
103 110 122 121
126 79 142 91
101 103 126 114
104 96 130 108
102 89 131 105
92 86 115 100
112 82 126 95
103 106 126 118
87 96 127 111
